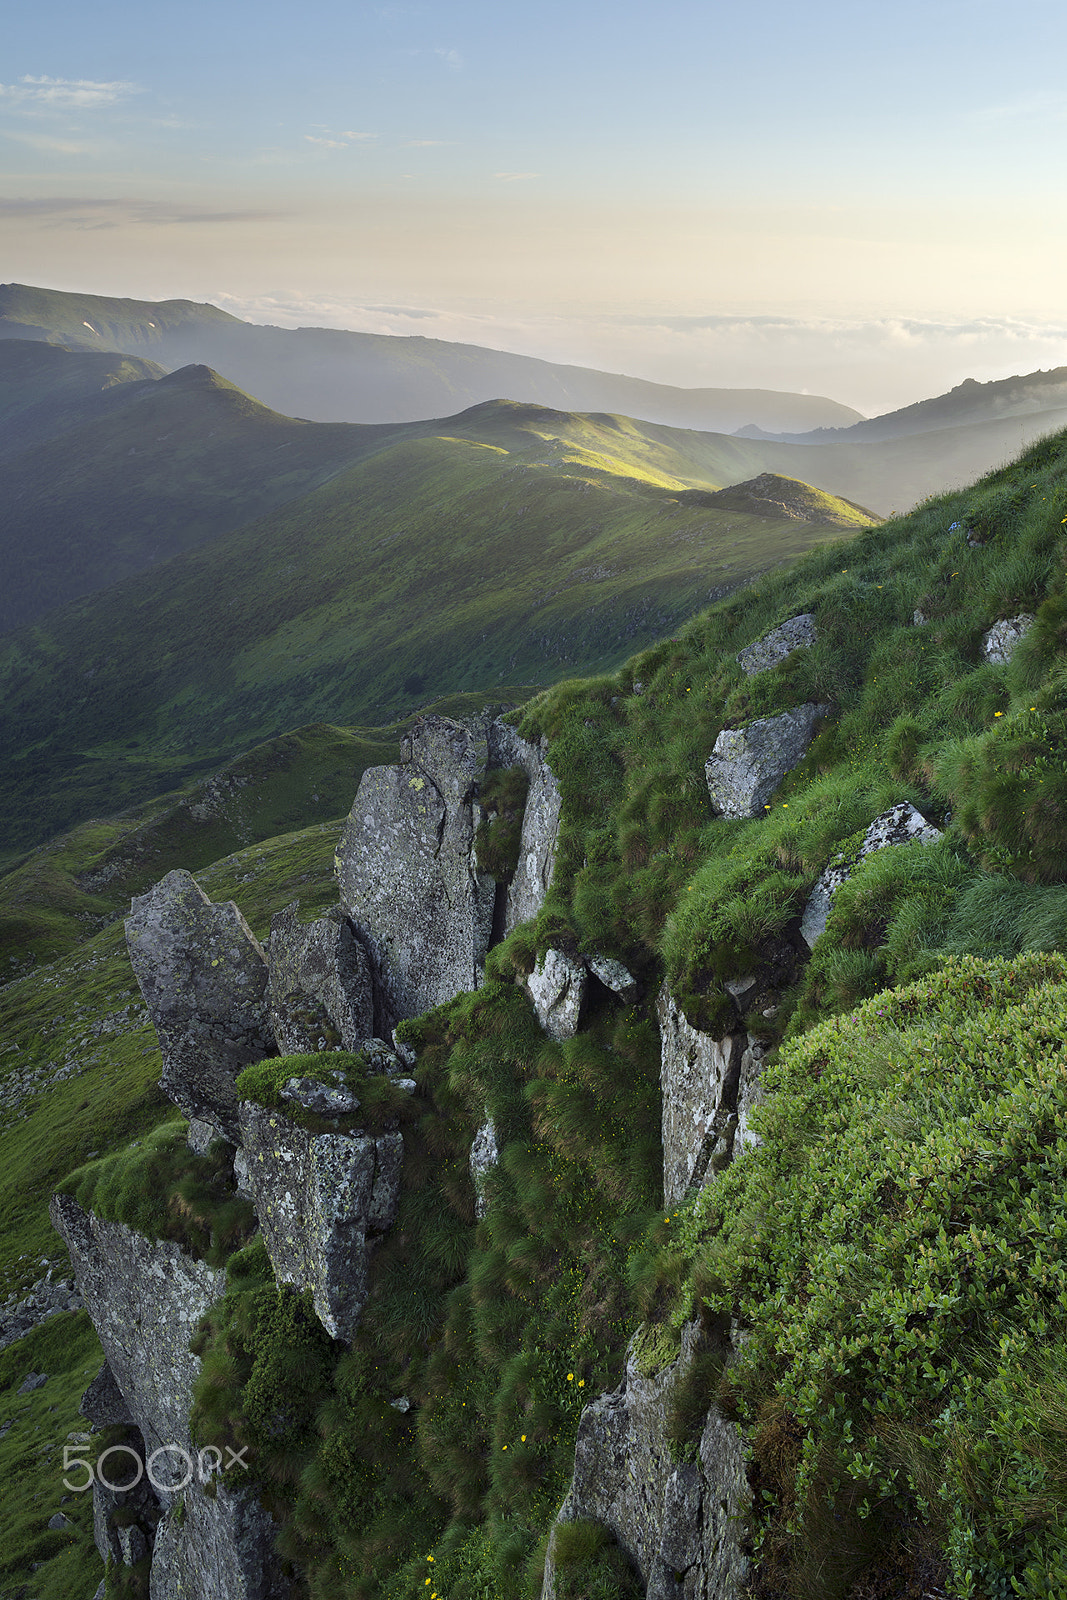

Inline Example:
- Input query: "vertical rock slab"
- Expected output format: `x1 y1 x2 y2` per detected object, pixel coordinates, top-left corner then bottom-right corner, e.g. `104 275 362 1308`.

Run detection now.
705 704 831 819
489 720 564 934
238 1102 402 1342
50 1194 289 1600
657 986 745 1206
337 716 496 1030
125 870 274 1141
268 903 374 1053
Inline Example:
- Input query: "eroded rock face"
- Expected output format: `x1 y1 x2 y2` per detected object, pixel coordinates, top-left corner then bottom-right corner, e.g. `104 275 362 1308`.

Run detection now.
268 904 374 1054
489 720 564 934
337 716 496 1030
150 1485 292 1600
587 954 637 999
526 949 587 1041
238 1102 402 1342
657 987 744 1206
50 1194 289 1600
543 1323 749 1600
125 870 274 1141
982 613 1035 665
51 1194 223 1466
800 801 942 949
705 704 831 819
736 614 816 678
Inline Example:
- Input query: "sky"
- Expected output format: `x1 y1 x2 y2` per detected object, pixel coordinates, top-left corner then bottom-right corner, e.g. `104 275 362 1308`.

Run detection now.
2 0 1067 414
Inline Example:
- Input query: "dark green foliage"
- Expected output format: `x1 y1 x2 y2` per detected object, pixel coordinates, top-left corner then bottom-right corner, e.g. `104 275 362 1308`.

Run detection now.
546 1518 643 1599
57 1122 255 1267
474 765 530 883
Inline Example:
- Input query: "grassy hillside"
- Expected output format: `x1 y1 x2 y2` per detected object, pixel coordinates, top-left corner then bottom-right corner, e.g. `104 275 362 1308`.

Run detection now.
0 339 165 461
0 400 876 857
0 281 863 434
0 353 408 633
3 425 1067 1597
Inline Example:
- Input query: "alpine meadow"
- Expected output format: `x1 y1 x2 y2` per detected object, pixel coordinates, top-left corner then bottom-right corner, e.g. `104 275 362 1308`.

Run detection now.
3 5 1067 1597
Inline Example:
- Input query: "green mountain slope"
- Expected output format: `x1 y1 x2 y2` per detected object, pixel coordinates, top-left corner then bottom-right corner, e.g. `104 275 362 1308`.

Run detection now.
0 281 863 433
3 426 1067 1599
0 406 874 857
0 355 409 632
0 338 165 461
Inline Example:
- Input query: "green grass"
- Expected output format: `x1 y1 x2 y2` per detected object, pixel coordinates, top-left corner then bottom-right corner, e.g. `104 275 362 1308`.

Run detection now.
0 404 871 856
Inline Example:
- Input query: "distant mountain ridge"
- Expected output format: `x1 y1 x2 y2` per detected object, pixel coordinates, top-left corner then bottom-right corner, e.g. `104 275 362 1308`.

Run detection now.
0 281 863 434
737 366 1067 443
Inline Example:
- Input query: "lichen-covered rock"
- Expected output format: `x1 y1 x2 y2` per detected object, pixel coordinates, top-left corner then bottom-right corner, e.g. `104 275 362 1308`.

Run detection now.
543 1322 748 1600
279 1073 362 1117
705 704 831 819
49 1193 289 1600
125 871 274 1141
982 613 1035 665
337 716 496 1030
149 1484 291 1600
268 904 374 1054
470 1119 499 1219
238 1102 402 1342
586 953 637 998
657 987 744 1206
489 720 564 934
51 1193 223 1466
735 613 816 677
526 949 587 1041
800 801 942 949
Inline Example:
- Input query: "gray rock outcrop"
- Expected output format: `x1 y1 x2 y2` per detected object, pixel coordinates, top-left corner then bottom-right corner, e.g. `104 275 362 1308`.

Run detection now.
81 1361 134 1428
125 871 275 1141
657 987 744 1206
50 1193 288 1600
525 949 587 1041
736 614 816 677
800 801 942 949
587 954 637 998
268 904 374 1054
705 704 831 819
982 613 1035 665
542 1323 749 1600
337 716 497 1030
489 720 564 933
238 1102 403 1341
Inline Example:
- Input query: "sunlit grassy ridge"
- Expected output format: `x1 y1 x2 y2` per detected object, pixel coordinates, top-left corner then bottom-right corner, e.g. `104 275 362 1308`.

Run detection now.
5 427 1067 1596
0 399 873 857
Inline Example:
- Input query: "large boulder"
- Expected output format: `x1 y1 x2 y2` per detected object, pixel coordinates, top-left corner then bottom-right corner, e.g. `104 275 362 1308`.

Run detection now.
800 801 942 949
705 704 831 819
337 716 497 1030
268 903 374 1053
238 1102 403 1342
542 1323 749 1600
125 870 274 1141
736 613 816 677
657 987 745 1206
489 720 564 934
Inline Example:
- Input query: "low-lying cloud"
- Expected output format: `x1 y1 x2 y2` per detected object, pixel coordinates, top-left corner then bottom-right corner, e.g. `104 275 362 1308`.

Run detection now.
0 197 288 229
210 292 1067 417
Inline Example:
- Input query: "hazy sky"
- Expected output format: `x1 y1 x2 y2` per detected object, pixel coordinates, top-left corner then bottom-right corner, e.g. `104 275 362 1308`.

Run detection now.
3 0 1067 413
